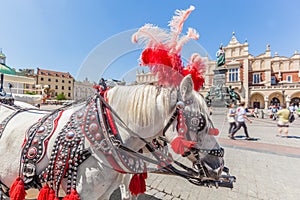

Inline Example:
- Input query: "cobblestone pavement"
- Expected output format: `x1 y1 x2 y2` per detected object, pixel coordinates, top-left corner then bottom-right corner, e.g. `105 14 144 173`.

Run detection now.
39 105 300 200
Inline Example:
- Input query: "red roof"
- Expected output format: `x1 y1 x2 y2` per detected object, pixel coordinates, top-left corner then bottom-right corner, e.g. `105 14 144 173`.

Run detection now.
37 68 73 79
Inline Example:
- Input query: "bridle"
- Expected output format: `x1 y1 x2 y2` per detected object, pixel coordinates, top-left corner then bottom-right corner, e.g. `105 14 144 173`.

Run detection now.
160 96 224 179
98 93 234 188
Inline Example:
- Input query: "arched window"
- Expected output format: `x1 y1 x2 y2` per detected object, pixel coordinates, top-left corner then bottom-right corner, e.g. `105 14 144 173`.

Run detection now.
270 97 280 106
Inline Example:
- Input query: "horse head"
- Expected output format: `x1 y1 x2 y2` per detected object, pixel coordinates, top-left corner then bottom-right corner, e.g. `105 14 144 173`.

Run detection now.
171 75 224 181
105 75 233 190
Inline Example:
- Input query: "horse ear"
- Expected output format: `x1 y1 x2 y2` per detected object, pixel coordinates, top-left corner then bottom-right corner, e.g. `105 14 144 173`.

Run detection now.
180 75 194 101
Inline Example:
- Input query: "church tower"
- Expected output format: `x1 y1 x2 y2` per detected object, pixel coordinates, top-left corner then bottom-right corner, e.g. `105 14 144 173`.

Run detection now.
0 49 6 65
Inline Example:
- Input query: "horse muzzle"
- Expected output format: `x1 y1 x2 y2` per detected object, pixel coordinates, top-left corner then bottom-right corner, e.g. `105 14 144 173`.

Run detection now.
189 148 236 188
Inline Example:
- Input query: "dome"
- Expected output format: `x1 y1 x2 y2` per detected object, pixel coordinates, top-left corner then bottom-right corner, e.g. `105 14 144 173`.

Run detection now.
0 52 5 58
0 64 16 75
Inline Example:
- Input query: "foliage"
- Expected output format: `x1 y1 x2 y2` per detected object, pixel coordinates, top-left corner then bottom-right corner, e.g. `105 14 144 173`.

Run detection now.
25 91 36 95
56 93 67 100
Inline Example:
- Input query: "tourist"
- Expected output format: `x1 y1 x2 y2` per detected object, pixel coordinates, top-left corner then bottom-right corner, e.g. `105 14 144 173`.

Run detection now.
253 107 259 118
227 103 236 136
276 104 290 137
229 101 252 140
98 78 107 91
271 106 278 120
288 103 295 113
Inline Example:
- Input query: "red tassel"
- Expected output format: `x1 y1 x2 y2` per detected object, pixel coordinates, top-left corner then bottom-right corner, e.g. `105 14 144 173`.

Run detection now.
171 136 197 155
68 189 80 200
9 178 26 200
48 189 55 200
9 177 21 197
129 174 147 196
37 184 50 200
63 194 70 200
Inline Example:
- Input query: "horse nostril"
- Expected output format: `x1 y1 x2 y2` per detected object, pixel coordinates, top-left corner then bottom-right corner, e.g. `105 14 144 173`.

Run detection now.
213 166 223 176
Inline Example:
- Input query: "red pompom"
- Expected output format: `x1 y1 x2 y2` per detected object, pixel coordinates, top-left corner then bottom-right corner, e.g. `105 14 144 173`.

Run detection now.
9 177 26 200
171 136 197 155
48 189 55 200
209 128 219 136
141 46 184 87
129 173 147 196
37 184 50 200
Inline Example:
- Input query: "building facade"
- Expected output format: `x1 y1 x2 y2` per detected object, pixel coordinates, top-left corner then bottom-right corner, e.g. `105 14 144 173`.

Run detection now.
36 68 74 100
202 33 300 108
0 50 42 104
74 78 95 101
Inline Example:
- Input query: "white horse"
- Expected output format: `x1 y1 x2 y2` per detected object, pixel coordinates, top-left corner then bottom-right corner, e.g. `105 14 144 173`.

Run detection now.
0 75 230 200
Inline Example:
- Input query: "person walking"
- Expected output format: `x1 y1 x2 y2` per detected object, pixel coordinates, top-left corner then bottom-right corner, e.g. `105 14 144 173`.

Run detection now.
229 101 252 140
276 104 290 137
253 107 259 118
227 103 236 136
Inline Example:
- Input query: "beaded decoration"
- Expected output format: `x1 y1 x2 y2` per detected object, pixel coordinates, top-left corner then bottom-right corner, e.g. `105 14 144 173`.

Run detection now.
21 96 146 198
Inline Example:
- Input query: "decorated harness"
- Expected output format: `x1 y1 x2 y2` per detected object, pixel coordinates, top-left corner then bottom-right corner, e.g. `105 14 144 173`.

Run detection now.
1 92 234 200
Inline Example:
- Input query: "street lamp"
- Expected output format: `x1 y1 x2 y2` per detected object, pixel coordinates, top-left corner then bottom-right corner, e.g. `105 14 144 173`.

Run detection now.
282 89 285 105
279 80 288 106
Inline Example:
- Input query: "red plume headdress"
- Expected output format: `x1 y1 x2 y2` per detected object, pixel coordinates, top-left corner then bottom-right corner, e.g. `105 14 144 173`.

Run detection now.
132 5 206 91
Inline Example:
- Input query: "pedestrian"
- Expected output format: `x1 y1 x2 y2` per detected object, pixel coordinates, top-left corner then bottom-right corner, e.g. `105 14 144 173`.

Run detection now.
227 103 236 136
229 101 252 140
98 78 107 96
271 106 278 120
276 104 290 137
261 109 265 119
99 78 107 91
253 107 259 118
288 103 295 113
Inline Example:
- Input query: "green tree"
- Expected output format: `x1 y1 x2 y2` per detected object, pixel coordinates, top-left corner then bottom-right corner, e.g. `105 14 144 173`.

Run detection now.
25 91 36 95
56 93 66 100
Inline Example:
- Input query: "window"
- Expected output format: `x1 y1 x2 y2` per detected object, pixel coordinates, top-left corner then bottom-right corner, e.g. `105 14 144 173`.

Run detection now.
271 76 277 85
41 77 44 81
287 75 292 83
228 68 239 82
62 80 65 83
68 93 71 97
56 79 58 82
62 86 64 90
68 87 71 90
68 80 71 84
253 73 261 84
48 78 51 82
55 85 58 89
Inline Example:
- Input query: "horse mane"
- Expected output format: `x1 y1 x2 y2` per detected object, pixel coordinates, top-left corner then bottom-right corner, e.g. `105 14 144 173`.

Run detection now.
106 84 177 128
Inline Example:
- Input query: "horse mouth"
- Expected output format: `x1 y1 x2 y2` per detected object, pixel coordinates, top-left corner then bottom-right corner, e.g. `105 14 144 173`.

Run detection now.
190 159 236 188
202 160 224 180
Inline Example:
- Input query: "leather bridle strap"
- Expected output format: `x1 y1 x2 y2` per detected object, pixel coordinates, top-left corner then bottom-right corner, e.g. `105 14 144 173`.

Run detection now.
162 107 179 135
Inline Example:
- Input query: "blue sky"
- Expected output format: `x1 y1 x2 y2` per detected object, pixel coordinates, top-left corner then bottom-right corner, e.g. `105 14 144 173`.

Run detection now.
1 0 300 82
